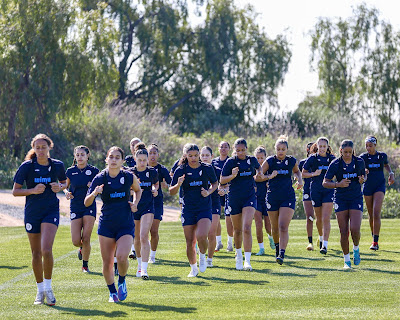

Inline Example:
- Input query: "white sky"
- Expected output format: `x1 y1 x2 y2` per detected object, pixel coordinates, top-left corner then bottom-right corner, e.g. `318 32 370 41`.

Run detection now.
235 0 400 113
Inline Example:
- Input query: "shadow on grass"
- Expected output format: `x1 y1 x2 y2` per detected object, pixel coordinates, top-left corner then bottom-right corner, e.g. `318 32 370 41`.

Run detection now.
0 265 28 270
363 268 400 275
52 306 127 318
209 276 269 285
150 275 210 286
153 258 188 268
123 301 196 314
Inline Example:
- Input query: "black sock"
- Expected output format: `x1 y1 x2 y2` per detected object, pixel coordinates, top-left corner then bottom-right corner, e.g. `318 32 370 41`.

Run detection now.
118 275 126 284
308 236 313 244
114 262 118 270
279 249 286 259
275 243 279 257
373 235 379 243
107 283 117 294
83 260 88 268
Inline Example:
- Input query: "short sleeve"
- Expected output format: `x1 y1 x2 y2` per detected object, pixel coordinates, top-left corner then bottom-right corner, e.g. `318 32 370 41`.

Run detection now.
383 153 389 165
162 166 172 185
207 165 218 184
221 159 233 176
171 167 184 186
87 174 103 195
324 161 338 180
152 169 159 185
56 162 67 181
13 162 30 185
303 156 313 171
358 158 366 175
252 156 260 169
290 157 297 168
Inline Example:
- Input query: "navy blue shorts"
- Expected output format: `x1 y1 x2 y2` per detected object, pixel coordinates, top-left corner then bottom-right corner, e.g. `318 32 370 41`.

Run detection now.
24 205 60 233
225 193 256 216
302 189 311 202
212 196 221 215
181 209 212 226
154 198 163 221
134 202 154 221
223 194 230 216
98 221 135 241
334 197 363 213
363 181 385 196
256 198 268 216
266 194 296 212
70 207 96 220
310 188 334 207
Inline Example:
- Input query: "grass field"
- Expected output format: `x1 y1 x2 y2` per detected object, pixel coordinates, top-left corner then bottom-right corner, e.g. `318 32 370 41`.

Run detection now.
0 219 399 319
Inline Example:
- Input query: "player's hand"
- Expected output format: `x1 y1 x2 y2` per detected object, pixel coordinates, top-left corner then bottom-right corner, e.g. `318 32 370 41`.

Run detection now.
337 179 350 188
232 167 239 177
94 184 104 196
31 183 46 195
129 201 138 213
313 169 322 177
388 172 395 186
152 188 158 197
358 175 366 184
295 181 303 189
269 170 278 180
201 187 209 197
365 168 370 175
50 182 62 193
65 191 74 200
177 175 185 186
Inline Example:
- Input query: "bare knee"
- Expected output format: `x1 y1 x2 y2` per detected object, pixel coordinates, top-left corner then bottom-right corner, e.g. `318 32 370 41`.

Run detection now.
243 224 252 235
32 250 42 260
279 224 288 233
41 247 53 258
81 234 91 246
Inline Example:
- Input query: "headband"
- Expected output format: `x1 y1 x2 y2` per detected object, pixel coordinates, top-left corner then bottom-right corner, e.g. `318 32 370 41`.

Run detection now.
365 137 377 145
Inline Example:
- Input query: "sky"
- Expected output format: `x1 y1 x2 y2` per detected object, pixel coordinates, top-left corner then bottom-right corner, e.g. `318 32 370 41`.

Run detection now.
234 0 400 113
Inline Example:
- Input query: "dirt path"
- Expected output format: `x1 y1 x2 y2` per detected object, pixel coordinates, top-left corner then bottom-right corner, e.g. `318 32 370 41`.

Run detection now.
0 189 180 227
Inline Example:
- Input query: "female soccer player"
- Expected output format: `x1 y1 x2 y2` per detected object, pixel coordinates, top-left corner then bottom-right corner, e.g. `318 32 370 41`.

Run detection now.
200 146 221 267
261 136 303 265
85 146 142 302
221 138 263 271
170 144 218 277
360 136 395 250
125 137 141 168
253 146 274 255
323 140 366 269
299 142 319 251
65 145 99 272
13 133 67 305
148 144 172 263
212 141 233 251
129 143 159 279
302 137 335 255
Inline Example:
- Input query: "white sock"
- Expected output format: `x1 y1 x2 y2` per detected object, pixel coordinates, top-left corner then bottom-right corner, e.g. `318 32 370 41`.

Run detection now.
43 278 52 290
344 253 351 262
244 252 251 263
141 262 148 272
228 236 233 245
236 248 243 257
37 282 44 292
150 250 156 258
319 236 323 242
216 235 222 243
323 240 328 249
137 257 142 268
114 257 117 263
131 244 135 251
268 235 273 239
258 242 264 249
190 263 198 271
207 257 213 262
353 245 359 251
199 253 206 260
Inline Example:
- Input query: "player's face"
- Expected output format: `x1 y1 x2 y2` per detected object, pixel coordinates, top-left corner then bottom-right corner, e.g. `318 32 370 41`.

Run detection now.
255 152 266 165
148 147 159 164
275 143 287 160
136 154 148 169
341 147 353 161
33 139 50 160
219 143 230 157
235 144 247 160
366 142 376 154
106 150 124 168
74 148 89 166
318 140 328 156
186 150 200 166
200 150 212 164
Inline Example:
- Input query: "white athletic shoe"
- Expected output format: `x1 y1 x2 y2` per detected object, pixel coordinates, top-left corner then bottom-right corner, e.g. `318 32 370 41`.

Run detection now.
235 255 243 270
199 255 207 273
141 270 149 280
44 288 56 306
206 260 214 267
136 269 141 277
243 260 252 271
34 291 44 305
187 268 199 277
226 243 233 252
148 256 156 264
215 242 223 251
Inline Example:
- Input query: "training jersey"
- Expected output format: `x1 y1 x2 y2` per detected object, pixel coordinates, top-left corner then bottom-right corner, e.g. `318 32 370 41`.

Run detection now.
304 154 336 191
212 156 228 181
171 162 217 211
265 155 297 195
221 156 260 195
325 156 366 201
66 164 99 212
14 158 66 211
359 152 388 186
125 155 136 168
299 158 311 194
129 166 159 209
152 163 172 200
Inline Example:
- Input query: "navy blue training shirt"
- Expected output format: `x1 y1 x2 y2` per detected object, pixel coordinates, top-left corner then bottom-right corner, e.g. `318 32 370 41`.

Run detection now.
299 158 311 194
303 154 336 191
152 163 172 200
359 152 388 186
129 166 158 209
265 155 297 195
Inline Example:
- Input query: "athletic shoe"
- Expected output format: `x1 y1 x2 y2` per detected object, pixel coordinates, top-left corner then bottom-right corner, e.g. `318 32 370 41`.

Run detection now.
320 247 327 255
243 261 252 271
276 254 284 265
255 248 265 256
141 270 149 280
82 266 90 273
226 243 233 252
114 266 119 276
215 242 223 252
136 269 141 277
307 243 314 251
199 255 207 273
78 247 82 260
117 280 127 301
343 261 351 269
109 293 119 303
235 255 243 270
44 288 56 306
353 249 361 265
187 268 199 277
268 237 275 250
129 250 136 260
370 242 379 251
206 260 213 267
34 291 44 305
148 256 156 264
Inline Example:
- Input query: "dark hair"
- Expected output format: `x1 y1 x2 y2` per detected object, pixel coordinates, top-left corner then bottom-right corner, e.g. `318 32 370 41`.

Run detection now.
310 137 334 156
234 138 247 148
179 143 200 165
254 145 266 157
25 133 54 161
147 143 159 153
340 139 355 156
201 146 213 155
106 146 124 159
219 141 231 149
135 142 148 157
275 135 288 149
72 145 91 166
306 142 314 157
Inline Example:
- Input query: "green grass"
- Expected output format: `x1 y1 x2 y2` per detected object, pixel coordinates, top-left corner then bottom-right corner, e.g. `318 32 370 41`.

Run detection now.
0 219 399 319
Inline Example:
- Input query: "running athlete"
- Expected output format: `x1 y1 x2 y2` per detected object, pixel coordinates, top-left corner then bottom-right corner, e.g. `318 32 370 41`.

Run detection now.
221 138 263 271
85 146 142 302
125 137 141 168
148 143 172 263
323 140 366 269
200 146 221 267
170 144 218 277
212 141 233 252
128 143 159 280
360 136 394 250
302 137 336 255
299 142 319 251
65 146 99 272
261 136 303 265
13 134 67 306
253 146 274 255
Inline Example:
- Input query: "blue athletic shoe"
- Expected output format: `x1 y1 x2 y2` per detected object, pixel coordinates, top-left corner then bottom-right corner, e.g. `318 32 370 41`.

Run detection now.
268 237 275 250
343 261 351 270
109 292 119 303
276 255 284 265
117 280 127 301
353 249 361 265
255 248 265 256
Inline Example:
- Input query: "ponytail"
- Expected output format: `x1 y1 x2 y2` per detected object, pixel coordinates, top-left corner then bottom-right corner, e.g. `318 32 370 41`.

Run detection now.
72 145 91 166
24 133 54 161
179 143 200 165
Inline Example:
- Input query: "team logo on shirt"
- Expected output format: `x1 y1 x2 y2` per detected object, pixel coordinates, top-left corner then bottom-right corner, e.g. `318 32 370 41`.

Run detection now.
285 160 288 165
226 206 232 214
71 213 76 219
26 223 32 231
358 204 362 209
54 218 57 222
334 203 339 210
304 194 309 199
120 177 125 184
48 166 52 172
72 172 78 175
199 170 202 176
247 159 250 165
85 170 92 175
146 172 149 178
35 169 40 172
90 210 93 214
